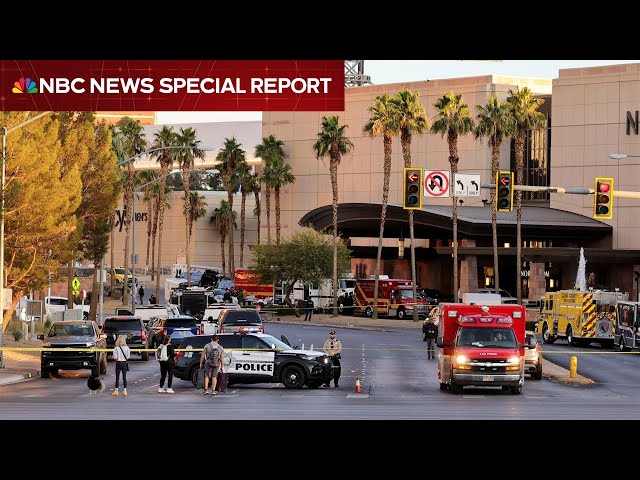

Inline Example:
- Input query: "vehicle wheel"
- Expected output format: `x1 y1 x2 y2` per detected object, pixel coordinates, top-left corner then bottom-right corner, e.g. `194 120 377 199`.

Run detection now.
141 351 149 361
191 368 198 387
365 307 373 318
397 308 406 320
510 384 522 395
41 368 50 379
91 365 100 377
450 382 462 394
542 323 556 344
439 383 448 391
338 301 345 315
307 381 323 389
281 364 306 389
532 365 543 380
619 336 628 352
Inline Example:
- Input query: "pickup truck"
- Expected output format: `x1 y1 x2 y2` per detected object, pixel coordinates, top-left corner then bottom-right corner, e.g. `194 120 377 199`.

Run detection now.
45 296 90 320
198 304 241 335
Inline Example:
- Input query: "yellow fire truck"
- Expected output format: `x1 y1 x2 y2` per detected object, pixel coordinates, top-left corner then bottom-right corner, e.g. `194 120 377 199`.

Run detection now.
536 290 628 348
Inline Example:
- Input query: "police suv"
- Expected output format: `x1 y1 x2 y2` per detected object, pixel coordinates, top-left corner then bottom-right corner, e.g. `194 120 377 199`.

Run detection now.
174 331 333 389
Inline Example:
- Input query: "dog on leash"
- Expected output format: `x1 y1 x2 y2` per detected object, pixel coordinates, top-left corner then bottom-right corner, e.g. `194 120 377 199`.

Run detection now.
87 375 105 396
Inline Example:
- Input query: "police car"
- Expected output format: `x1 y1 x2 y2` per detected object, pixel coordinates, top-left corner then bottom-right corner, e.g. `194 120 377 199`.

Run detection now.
173 330 333 389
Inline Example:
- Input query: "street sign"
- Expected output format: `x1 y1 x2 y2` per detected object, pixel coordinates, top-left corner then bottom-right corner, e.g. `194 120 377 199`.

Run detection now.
72 277 80 296
424 170 450 198
454 173 481 197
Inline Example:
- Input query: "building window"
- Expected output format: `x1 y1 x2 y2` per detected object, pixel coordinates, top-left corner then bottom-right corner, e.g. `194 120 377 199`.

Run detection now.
510 95 551 202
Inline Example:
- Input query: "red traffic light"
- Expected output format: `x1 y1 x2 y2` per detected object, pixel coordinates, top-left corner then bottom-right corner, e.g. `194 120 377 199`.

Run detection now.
598 182 610 193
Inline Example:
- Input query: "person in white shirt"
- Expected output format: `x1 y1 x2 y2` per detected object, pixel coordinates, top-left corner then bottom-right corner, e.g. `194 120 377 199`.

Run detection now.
112 335 131 396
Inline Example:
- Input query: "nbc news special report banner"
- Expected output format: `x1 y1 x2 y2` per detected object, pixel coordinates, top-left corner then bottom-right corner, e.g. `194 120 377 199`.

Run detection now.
0 60 345 111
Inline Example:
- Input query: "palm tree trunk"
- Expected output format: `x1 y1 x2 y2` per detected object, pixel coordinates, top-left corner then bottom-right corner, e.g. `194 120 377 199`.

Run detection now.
145 195 153 268
400 129 419 322
255 191 261 245
275 186 281 245
491 138 500 291
122 169 134 305
448 133 459 302
151 195 159 282
89 262 99 322
515 128 526 303
110 214 115 295
221 235 226 276
265 184 271 243
156 183 168 302
183 169 191 286
240 191 246 267
329 154 339 318
373 133 393 320
227 189 235 276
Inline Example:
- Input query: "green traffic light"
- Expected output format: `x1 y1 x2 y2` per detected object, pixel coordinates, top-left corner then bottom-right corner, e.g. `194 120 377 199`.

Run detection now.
499 199 510 209
597 205 609 215
407 195 418 205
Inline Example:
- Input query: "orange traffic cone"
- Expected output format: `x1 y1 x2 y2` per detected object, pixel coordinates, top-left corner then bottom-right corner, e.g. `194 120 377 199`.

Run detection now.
355 377 362 394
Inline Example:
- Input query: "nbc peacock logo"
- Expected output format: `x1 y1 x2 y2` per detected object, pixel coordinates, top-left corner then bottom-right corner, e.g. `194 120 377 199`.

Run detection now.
12 77 38 94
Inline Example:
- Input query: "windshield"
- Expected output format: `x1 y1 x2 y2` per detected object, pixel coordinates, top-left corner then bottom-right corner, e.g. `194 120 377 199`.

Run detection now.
166 318 197 328
456 328 517 348
48 324 93 337
340 279 356 289
260 335 294 351
399 289 414 299
103 319 141 331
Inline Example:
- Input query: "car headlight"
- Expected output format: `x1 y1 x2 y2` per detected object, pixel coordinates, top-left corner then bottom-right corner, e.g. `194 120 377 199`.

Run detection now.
455 355 469 365
508 356 520 364
42 342 51 348
85 343 96 348
299 354 320 361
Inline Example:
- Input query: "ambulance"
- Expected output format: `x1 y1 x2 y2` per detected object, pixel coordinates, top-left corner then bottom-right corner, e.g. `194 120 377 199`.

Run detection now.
536 289 628 348
436 303 527 395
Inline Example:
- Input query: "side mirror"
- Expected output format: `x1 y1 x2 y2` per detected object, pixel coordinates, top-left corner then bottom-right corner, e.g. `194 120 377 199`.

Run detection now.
207 316 214 322
37 334 45 341
436 336 444 348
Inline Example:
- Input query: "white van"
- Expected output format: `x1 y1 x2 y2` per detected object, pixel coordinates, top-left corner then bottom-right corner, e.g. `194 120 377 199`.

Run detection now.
45 296 90 319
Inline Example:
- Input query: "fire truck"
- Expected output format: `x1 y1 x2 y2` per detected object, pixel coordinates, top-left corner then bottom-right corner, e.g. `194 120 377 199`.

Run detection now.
536 289 628 348
354 277 430 319
234 269 273 301
436 303 527 395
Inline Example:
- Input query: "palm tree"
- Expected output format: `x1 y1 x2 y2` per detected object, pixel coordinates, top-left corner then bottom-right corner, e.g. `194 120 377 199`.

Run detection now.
185 191 208 240
237 162 254 266
431 92 475 301
391 89 430 321
217 137 247 275
363 95 397 319
247 173 262 245
211 200 237 276
138 171 159 274
269 158 295 245
152 183 172 299
175 127 206 286
113 117 148 305
255 135 285 243
151 125 178 298
475 96 516 293
314 115 354 317
507 87 546 303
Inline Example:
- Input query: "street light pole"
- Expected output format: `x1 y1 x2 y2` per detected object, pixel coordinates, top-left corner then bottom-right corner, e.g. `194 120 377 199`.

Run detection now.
0 111 52 368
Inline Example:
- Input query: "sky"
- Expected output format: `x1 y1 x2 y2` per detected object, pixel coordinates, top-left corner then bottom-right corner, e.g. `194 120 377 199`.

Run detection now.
155 60 638 125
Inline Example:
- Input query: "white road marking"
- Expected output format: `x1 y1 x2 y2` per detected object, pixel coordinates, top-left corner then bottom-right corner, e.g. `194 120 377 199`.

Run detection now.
346 394 369 398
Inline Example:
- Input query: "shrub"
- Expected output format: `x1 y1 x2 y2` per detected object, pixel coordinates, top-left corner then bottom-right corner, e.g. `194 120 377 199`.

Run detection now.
44 318 52 331
11 328 24 341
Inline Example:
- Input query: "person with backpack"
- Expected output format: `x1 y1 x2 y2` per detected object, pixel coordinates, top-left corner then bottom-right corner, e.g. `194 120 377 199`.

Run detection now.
199 334 225 395
156 335 176 393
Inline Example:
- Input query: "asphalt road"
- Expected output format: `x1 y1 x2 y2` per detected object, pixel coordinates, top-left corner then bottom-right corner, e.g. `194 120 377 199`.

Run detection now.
1 324 640 419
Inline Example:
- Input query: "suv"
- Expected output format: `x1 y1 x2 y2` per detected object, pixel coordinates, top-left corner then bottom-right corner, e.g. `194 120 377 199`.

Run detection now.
146 315 198 348
218 308 264 334
174 332 332 389
37 320 107 378
116 305 180 327
102 316 149 360
524 331 543 380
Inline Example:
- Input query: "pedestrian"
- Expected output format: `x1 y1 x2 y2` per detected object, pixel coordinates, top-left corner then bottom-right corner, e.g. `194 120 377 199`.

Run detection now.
304 298 314 321
156 335 176 394
199 334 225 395
237 288 244 307
138 284 145 305
149 294 157 305
424 317 439 360
322 330 342 388
223 288 231 303
112 334 130 396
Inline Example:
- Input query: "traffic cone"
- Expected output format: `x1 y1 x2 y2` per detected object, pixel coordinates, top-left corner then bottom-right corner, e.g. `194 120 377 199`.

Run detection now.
355 377 362 394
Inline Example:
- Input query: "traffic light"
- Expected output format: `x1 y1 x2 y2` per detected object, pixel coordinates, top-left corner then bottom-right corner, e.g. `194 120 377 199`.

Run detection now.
495 171 514 212
403 167 422 210
594 177 614 219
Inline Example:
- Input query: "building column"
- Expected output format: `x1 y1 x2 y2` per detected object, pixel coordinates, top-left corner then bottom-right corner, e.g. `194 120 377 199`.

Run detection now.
528 262 546 302
459 239 478 300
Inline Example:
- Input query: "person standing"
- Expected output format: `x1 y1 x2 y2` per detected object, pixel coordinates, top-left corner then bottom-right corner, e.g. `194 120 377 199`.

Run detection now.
237 289 244 307
322 330 342 388
112 335 130 396
199 334 225 395
424 317 439 360
304 298 314 321
157 335 176 393
149 294 157 305
223 288 232 303
138 285 145 305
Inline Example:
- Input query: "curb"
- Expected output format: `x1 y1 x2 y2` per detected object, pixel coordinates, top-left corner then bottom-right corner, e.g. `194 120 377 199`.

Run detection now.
0 369 40 387
269 318 421 332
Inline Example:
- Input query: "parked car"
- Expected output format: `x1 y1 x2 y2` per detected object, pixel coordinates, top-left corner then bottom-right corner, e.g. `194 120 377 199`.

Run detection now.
419 289 454 305
146 315 198 348
217 308 264 334
101 316 149 361
477 288 518 304
199 304 241 335
109 266 136 284
524 331 543 380
37 320 107 378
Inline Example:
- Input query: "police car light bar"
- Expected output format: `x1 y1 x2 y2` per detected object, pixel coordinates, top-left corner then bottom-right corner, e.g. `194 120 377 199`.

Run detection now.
236 327 259 333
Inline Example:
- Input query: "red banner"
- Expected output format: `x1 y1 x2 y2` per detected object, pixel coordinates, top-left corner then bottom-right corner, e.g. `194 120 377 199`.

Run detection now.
0 60 345 111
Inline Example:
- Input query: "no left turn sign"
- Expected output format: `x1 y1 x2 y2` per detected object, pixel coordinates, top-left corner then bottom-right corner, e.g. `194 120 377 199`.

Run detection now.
424 170 451 198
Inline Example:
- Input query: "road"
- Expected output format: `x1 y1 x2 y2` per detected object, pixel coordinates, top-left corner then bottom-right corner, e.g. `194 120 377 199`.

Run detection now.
1 324 640 419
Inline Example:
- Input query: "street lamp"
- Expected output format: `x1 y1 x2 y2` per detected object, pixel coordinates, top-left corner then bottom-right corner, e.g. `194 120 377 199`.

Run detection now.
0 111 52 368
130 167 219 313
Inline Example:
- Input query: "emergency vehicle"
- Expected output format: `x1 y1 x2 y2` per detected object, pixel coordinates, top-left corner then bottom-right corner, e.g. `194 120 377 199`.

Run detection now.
234 268 273 300
436 303 527 395
354 278 430 319
536 289 628 348
614 301 640 351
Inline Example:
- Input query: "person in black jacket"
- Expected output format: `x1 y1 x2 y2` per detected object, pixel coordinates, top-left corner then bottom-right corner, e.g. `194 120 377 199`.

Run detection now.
157 335 176 393
423 317 439 360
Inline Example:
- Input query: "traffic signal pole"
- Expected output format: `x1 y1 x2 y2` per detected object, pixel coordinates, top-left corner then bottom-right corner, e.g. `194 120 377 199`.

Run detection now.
483 183 640 198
